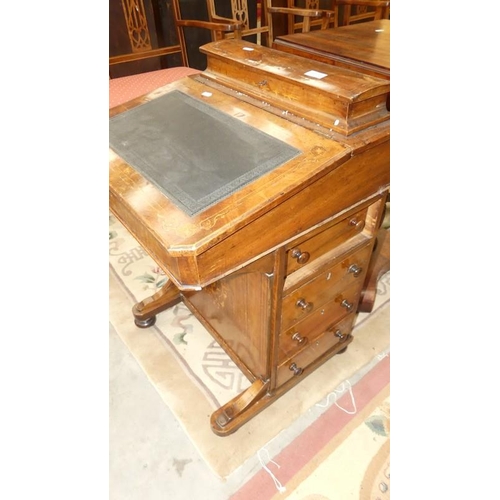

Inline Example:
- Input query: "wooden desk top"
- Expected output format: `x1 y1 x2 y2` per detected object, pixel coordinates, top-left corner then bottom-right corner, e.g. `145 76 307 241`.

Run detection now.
273 20 390 80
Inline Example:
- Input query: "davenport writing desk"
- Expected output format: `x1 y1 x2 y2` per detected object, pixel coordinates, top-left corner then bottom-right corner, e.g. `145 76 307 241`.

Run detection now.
272 19 390 81
109 39 390 436
273 19 391 311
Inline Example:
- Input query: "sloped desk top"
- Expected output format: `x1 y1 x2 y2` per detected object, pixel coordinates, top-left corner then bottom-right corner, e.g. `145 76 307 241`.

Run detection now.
109 40 390 290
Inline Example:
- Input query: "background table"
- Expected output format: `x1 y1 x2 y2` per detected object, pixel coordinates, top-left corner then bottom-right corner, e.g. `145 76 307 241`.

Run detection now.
273 19 390 80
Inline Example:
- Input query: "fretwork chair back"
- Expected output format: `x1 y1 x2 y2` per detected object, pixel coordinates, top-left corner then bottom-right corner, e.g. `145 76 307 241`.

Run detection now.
265 0 337 40
172 0 243 69
278 0 337 35
335 0 390 26
109 0 203 108
206 0 271 46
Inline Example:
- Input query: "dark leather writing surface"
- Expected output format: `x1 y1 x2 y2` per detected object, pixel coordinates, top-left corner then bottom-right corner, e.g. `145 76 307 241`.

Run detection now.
110 90 301 216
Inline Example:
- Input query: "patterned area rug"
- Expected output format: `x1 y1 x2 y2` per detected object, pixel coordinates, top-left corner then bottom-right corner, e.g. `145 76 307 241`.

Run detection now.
231 355 390 499
109 213 390 479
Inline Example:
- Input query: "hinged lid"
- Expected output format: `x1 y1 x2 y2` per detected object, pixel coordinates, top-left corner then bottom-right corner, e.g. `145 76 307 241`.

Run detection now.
200 39 389 136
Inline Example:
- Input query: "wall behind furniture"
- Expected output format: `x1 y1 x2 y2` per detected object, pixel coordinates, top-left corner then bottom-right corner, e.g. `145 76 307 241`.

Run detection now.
109 0 289 76
109 0 212 76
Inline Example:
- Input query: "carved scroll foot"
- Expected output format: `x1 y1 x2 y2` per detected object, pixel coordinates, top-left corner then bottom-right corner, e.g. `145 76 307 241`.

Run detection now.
132 280 182 328
211 379 270 436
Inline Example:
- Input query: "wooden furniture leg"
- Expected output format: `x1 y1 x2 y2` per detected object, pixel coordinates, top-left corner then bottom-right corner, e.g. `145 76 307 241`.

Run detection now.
211 379 270 436
357 227 390 313
132 280 182 328
209 334 354 436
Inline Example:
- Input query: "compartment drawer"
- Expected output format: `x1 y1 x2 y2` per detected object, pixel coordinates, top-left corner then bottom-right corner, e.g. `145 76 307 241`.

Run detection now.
281 246 371 330
276 314 355 387
285 206 368 275
279 296 355 362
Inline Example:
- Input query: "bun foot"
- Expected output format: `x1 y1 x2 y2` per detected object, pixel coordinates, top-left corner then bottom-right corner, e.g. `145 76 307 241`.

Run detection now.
134 316 156 328
337 346 348 354
131 281 181 328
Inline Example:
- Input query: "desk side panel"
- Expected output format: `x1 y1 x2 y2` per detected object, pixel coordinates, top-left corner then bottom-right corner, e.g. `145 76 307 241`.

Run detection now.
184 253 277 380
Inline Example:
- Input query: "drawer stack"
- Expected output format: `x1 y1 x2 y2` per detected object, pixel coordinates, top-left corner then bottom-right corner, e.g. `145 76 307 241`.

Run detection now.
276 206 374 387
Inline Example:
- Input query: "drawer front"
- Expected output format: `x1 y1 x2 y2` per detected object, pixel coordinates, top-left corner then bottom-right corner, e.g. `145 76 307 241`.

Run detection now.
281 245 371 330
277 314 355 387
279 296 355 362
285 207 368 275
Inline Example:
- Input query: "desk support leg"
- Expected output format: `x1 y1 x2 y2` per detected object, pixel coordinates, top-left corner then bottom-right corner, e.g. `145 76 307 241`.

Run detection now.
211 379 270 436
357 228 390 313
132 280 182 328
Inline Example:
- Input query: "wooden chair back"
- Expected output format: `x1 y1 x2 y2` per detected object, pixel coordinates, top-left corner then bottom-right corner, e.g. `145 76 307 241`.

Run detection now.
206 0 271 46
335 0 390 26
281 0 337 34
172 0 243 68
109 0 186 78
266 0 337 44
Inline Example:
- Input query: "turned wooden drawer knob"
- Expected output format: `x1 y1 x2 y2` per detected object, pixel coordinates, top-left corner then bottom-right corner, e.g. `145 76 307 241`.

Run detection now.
348 264 363 277
349 218 365 231
326 324 345 339
341 299 354 312
334 329 345 339
296 298 313 312
289 362 303 376
291 332 308 345
291 247 310 264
